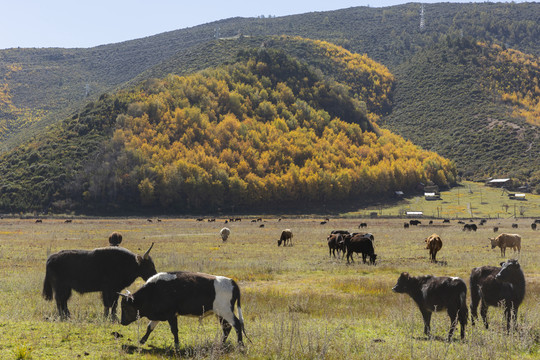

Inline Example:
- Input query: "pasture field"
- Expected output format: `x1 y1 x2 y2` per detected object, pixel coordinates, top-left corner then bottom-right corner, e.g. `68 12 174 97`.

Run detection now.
0 216 540 359
345 181 540 219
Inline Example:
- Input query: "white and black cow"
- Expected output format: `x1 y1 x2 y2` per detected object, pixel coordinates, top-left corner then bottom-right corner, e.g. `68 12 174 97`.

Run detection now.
119 271 246 349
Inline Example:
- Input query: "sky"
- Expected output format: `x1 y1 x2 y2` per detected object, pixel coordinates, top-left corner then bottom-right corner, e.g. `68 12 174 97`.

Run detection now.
0 0 532 49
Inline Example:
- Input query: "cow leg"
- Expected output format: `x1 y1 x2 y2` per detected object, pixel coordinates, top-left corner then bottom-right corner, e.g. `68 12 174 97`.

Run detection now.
55 287 72 320
480 301 489 329
446 308 459 341
167 317 180 350
470 298 479 326
102 291 118 321
504 304 518 332
218 315 232 343
347 251 353 264
140 320 160 345
362 253 367 263
421 310 432 337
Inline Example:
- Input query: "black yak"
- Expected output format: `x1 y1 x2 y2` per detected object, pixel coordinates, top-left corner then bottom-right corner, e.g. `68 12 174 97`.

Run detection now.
42 243 156 320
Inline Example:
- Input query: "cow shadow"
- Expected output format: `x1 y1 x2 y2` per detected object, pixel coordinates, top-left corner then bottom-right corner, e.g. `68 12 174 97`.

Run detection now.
413 335 461 343
121 342 240 358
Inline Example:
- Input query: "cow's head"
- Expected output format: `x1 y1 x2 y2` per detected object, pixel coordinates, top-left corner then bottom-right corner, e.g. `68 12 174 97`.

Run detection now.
488 238 497 249
369 253 377 265
277 239 282 246
495 259 521 281
118 291 138 326
392 272 410 293
136 243 157 280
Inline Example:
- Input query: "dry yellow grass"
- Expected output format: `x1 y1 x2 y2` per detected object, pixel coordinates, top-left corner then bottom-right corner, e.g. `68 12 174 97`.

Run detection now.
0 216 539 359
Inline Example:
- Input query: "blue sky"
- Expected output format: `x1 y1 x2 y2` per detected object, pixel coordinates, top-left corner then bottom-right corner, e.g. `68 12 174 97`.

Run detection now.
0 0 530 49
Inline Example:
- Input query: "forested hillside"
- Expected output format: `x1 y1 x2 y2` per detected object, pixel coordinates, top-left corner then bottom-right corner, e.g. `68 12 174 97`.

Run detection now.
0 49 454 213
0 2 539 213
385 36 540 191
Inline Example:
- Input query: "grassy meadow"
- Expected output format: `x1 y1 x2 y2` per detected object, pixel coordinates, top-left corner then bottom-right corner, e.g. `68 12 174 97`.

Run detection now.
0 190 540 359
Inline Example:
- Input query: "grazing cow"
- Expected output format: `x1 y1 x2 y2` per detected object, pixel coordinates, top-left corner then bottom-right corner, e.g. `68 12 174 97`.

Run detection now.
535 219 540 224
409 220 421 226
512 223 518 229
359 223 368 228
36 219 43 223
531 223 537 231
392 273 468 340
42 243 156 320
220 228 231 242
344 234 376 264
327 234 346 258
463 224 477 231
493 227 499 233
490 233 521 256
425 234 443 262
64 219 72 223
457 221 465 225
119 271 246 349
278 229 293 246
320 221 327 225
259 224 265 228
470 259 525 331
108 231 123 247
443 219 450 223
489 233 521 257
404 222 410 229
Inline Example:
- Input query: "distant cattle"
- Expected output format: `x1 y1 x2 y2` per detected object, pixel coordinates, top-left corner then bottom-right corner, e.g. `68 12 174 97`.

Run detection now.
463 224 477 231
392 273 468 340
512 223 518 229
409 220 421 226
425 234 443 263
119 271 246 349
108 231 123 247
470 259 525 331
443 219 450 223
489 233 521 257
493 227 499 233
42 244 156 320
320 221 327 225
359 223 368 228
259 224 265 228
220 228 231 242
404 222 410 229
531 223 537 231
35 219 43 223
458 221 465 224
64 219 72 223
278 229 293 246
535 219 540 224
344 234 376 265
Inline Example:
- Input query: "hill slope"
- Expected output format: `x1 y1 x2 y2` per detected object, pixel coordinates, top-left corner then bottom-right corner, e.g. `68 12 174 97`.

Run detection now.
385 37 540 189
0 49 455 213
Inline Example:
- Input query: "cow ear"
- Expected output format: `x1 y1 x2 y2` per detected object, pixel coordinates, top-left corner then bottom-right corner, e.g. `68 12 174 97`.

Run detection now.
136 255 143 264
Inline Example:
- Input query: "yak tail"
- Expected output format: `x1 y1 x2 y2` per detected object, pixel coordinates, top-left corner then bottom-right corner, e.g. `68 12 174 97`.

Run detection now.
232 280 252 344
459 291 469 325
42 272 53 301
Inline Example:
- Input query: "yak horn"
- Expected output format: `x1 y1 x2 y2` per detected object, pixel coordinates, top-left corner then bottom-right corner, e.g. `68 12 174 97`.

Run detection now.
143 242 154 259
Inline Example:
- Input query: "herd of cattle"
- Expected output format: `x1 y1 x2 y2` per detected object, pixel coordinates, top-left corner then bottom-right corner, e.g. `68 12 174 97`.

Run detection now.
324 218 530 341
40 217 537 349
